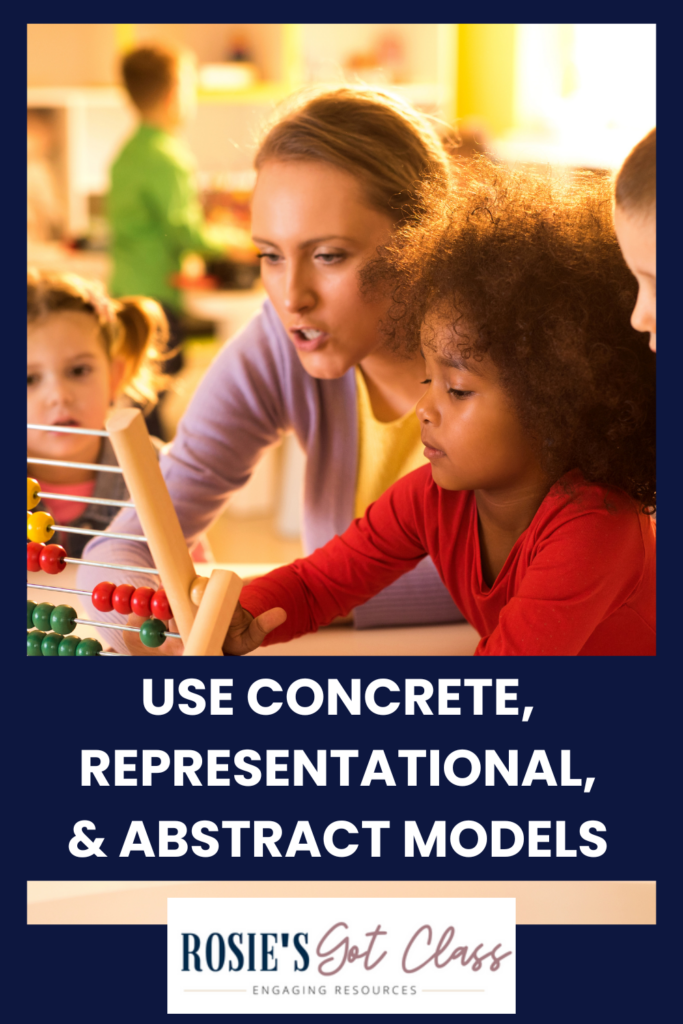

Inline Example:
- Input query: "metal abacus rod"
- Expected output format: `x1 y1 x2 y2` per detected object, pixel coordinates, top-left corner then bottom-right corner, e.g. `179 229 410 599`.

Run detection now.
47 524 148 542
38 492 135 508
27 424 108 436
27 457 124 473
68 557 159 575
72 618 181 639
27 582 176 630
29 582 92 597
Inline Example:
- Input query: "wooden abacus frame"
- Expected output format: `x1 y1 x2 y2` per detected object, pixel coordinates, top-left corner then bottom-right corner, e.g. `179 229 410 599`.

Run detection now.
30 408 242 656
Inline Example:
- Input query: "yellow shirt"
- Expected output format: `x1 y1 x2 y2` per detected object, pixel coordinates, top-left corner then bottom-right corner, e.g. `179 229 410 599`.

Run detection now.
354 366 428 519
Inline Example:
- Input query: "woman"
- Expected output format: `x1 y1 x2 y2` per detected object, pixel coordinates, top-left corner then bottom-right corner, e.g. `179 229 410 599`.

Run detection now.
80 87 462 652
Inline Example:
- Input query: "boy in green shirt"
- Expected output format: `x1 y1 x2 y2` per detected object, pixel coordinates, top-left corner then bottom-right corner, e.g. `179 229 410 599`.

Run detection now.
109 46 224 363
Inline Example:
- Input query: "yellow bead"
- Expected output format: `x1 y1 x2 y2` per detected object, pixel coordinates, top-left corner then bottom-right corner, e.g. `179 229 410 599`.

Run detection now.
27 510 55 543
27 477 41 510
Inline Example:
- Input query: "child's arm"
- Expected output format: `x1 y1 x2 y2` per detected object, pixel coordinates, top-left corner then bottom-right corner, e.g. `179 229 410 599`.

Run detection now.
234 470 433 648
476 506 655 656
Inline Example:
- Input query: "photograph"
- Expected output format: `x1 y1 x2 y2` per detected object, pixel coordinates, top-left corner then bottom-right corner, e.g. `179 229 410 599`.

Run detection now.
27 23 656 658
21 23 666 1024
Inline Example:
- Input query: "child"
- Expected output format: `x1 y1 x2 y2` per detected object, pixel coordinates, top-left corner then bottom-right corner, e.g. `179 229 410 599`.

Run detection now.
108 45 226 370
614 128 656 351
27 269 166 558
223 161 656 656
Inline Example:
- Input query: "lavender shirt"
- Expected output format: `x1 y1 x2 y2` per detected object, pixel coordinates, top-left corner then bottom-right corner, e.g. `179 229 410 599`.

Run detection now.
79 300 462 650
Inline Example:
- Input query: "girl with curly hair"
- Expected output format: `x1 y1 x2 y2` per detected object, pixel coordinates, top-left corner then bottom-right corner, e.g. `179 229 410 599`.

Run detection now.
222 160 656 656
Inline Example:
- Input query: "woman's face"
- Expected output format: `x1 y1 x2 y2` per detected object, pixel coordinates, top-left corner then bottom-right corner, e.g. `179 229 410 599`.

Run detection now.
27 311 118 465
251 159 395 378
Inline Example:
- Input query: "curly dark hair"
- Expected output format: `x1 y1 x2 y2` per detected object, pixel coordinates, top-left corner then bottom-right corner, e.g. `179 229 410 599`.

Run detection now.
363 158 656 512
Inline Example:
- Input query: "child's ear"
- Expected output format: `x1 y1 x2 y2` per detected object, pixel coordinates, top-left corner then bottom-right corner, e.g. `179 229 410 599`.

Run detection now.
108 357 127 401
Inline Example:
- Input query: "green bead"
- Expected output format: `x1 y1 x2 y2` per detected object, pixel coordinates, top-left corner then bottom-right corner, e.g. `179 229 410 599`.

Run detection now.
27 630 47 656
76 637 103 656
58 634 81 656
41 632 64 656
27 600 37 629
32 602 55 632
50 604 77 635
139 617 167 648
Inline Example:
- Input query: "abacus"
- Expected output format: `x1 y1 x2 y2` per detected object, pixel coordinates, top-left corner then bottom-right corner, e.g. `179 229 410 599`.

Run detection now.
27 407 243 656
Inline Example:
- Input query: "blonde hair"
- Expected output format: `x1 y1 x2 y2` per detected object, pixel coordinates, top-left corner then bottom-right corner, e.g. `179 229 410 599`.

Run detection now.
615 128 656 217
255 86 451 224
27 269 168 407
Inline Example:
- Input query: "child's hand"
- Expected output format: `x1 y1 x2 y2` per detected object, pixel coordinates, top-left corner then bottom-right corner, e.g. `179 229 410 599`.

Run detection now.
222 602 287 656
122 613 185 656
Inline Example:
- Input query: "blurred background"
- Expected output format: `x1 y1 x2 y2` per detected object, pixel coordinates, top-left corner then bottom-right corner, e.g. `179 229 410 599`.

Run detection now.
27 23 656 564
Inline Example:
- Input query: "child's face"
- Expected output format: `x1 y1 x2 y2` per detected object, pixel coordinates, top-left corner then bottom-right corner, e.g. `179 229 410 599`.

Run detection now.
27 311 120 466
251 159 394 379
614 206 656 352
417 320 541 493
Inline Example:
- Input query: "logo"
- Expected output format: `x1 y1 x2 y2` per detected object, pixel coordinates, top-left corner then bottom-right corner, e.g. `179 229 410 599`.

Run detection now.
167 897 515 1014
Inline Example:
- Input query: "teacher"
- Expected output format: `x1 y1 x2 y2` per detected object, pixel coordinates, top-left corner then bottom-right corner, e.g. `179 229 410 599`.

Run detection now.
81 86 462 652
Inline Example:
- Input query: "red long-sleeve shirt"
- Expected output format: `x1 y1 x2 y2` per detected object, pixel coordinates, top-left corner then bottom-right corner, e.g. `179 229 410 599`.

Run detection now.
240 466 656 656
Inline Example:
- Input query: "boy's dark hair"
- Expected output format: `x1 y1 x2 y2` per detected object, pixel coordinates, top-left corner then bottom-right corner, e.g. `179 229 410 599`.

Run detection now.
615 128 656 216
122 46 179 112
363 158 656 512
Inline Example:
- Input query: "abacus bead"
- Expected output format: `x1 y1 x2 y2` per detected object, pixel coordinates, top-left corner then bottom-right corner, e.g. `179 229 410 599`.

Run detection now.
27 541 44 573
27 510 55 543
76 637 103 656
58 635 81 656
27 630 47 656
39 543 67 575
27 600 37 628
190 575 208 606
32 602 55 632
27 477 41 510
151 588 173 620
92 581 116 613
41 632 64 656
139 617 167 648
112 584 135 615
131 586 155 618
50 604 77 635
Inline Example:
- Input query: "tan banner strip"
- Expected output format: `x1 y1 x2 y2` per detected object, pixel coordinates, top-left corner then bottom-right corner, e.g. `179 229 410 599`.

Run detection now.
27 880 655 925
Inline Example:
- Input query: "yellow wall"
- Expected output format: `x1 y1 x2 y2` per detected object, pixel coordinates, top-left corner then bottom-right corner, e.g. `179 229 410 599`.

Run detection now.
456 24 516 136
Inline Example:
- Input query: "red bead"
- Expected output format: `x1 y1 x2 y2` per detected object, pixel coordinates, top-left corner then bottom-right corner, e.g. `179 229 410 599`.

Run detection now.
112 584 135 615
131 586 155 618
27 541 44 573
151 588 173 621
39 544 67 575
91 581 116 613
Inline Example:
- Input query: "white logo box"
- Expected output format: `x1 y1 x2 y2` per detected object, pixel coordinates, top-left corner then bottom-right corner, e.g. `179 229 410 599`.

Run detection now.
168 896 515 1015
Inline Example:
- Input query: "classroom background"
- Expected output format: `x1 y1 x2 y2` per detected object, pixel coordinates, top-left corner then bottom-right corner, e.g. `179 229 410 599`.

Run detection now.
27 22 656 570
